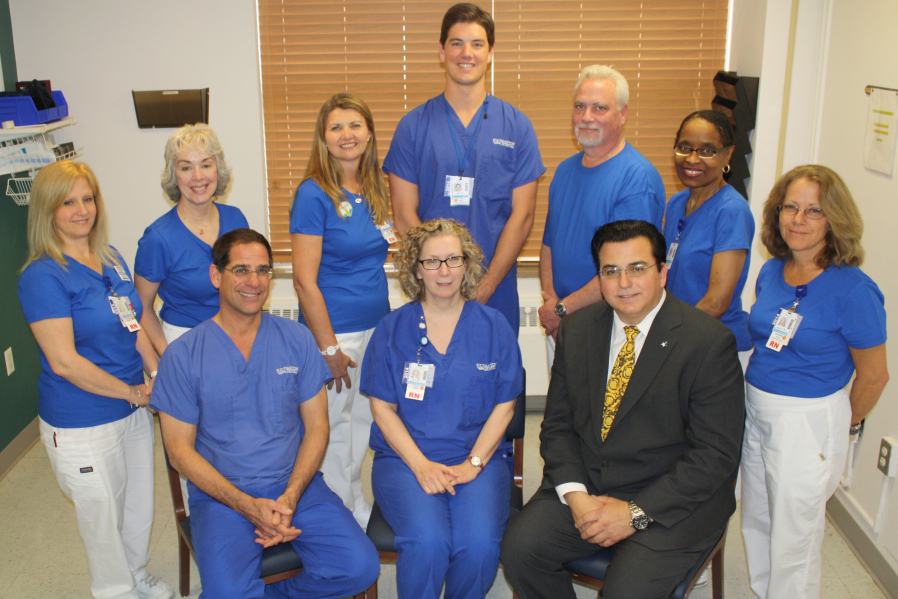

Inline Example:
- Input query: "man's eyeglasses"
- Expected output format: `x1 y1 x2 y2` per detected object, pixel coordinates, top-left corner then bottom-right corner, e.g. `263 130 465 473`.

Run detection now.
673 144 730 159
221 266 274 280
418 256 466 270
599 263 659 280
779 204 825 220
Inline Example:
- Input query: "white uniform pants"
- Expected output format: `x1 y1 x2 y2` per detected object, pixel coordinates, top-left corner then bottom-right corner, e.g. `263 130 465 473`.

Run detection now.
40 409 156 599
740 384 850 599
319 327 375 528
162 319 192 516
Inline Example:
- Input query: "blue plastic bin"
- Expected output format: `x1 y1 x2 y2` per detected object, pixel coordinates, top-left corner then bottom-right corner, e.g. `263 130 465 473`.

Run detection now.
0 91 69 127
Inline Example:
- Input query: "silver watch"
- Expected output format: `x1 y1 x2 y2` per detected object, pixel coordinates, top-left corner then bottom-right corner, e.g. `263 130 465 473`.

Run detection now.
554 299 568 318
629 501 652 531
320 345 340 356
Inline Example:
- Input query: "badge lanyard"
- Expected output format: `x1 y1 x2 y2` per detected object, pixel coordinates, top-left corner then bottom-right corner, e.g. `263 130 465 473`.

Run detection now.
765 284 807 352
445 95 489 177
405 314 431 401
666 219 686 265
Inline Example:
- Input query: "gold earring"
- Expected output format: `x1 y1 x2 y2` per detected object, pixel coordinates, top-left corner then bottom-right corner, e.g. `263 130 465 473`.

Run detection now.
723 164 731 173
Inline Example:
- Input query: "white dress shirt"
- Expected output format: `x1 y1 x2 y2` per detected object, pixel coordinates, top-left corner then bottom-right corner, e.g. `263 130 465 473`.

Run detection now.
555 291 667 504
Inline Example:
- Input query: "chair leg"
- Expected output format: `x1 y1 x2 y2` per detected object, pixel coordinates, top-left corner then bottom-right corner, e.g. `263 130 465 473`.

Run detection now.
365 578 378 598
178 534 191 597
711 546 724 599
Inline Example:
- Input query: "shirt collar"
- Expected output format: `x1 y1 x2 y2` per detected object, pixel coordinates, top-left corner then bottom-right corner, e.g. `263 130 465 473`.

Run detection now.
611 289 667 338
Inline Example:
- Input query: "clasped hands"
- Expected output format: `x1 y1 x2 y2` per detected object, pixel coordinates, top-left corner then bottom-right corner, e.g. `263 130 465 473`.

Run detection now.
248 493 302 548
414 459 481 496
566 492 636 547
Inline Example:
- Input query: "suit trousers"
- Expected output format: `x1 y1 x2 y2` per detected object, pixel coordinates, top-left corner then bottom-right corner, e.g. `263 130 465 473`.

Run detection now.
741 384 850 599
501 491 720 599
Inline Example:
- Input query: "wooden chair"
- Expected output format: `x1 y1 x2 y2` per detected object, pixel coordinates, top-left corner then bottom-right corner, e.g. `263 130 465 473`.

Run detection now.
363 370 528 598
161 441 366 598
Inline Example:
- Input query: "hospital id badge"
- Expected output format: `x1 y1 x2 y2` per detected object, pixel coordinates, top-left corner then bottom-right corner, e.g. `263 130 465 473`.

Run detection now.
445 176 474 206
113 265 131 281
376 219 399 244
405 381 425 401
403 362 435 387
666 242 679 265
765 309 801 351
109 295 141 332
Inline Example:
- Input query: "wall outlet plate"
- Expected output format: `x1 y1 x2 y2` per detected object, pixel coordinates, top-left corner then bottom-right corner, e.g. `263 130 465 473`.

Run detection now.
878 437 898 477
4 347 13 376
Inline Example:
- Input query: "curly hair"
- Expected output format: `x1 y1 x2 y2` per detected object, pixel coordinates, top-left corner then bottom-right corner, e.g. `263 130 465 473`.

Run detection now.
761 165 864 268
396 219 484 302
161 123 232 202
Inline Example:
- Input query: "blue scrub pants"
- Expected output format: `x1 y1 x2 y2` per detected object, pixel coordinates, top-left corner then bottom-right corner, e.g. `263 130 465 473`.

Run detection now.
189 473 379 599
372 455 510 599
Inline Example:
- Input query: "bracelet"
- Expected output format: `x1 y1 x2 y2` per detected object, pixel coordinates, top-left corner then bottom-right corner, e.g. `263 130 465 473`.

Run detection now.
850 422 863 435
130 387 141 409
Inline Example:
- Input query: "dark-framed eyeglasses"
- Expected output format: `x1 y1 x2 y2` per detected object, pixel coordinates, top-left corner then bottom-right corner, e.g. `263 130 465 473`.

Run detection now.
221 266 274 280
599 263 659 280
673 144 731 159
418 255 466 270
779 203 825 220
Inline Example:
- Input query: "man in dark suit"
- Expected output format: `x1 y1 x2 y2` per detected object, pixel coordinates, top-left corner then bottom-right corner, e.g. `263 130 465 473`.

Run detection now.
501 220 745 599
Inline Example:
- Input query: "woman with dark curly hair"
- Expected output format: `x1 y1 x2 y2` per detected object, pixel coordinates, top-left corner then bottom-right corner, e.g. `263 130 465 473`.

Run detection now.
741 165 889 599
361 218 523 599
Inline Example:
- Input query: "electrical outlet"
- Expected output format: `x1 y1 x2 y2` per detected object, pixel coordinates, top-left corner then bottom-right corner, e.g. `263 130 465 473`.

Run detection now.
878 437 898 477
4 347 13 376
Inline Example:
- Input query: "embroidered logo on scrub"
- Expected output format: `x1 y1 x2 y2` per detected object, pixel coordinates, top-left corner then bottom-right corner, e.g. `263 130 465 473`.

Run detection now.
276 366 299 375
476 363 497 371
492 138 515 149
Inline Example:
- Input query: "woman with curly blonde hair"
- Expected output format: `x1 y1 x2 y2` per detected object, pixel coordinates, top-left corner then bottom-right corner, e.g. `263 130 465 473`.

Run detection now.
742 165 888 599
361 218 523 599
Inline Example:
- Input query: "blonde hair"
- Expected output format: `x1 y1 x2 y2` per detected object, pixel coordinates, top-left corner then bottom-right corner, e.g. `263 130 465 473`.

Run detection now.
22 161 119 271
761 165 865 268
161 123 232 202
396 219 484 302
298 93 389 225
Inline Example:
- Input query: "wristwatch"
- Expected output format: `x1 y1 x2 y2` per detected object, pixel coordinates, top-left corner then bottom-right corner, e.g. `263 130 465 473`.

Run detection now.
467 455 484 469
628 501 653 531
320 345 340 356
554 299 568 318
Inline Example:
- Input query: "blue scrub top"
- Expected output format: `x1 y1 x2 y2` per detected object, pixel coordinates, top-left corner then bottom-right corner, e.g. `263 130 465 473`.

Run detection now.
18 250 145 428
289 178 390 333
134 203 248 328
384 94 546 330
151 313 332 489
663 185 755 351
361 301 523 465
543 145 665 298
745 259 886 398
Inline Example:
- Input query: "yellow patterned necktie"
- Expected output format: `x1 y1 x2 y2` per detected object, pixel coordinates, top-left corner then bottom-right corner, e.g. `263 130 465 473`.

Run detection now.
602 325 640 441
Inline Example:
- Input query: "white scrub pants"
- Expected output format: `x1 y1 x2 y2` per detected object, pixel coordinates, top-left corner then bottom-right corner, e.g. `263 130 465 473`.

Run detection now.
319 327 375 528
40 408 156 599
740 384 850 599
162 319 192 515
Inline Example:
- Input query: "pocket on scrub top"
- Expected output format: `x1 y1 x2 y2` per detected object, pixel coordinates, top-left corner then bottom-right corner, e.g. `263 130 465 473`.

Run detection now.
271 379 301 435
199 394 236 443
464 373 497 427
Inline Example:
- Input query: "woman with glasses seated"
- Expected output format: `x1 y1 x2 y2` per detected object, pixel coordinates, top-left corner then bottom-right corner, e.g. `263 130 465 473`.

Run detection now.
663 110 755 370
134 123 248 356
290 93 396 528
361 218 523 599
741 165 888 599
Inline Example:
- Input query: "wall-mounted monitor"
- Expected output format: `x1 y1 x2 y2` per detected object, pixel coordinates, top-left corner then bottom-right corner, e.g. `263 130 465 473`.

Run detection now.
132 88 209 129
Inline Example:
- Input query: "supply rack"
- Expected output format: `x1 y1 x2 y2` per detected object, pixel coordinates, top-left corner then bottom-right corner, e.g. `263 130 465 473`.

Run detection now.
1 117 81 205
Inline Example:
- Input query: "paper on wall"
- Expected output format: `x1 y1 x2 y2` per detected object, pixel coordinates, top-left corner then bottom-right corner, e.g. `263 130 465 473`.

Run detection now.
863 88 898 176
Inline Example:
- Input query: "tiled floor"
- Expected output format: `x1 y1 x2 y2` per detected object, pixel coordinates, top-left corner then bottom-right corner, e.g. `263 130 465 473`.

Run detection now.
0 413 887 599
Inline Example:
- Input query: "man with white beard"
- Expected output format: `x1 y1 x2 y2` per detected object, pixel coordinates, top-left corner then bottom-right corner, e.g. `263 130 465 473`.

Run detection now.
538 66 665 355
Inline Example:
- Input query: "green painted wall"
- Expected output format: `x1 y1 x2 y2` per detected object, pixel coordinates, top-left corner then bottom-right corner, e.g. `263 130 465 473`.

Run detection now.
0 1 39 453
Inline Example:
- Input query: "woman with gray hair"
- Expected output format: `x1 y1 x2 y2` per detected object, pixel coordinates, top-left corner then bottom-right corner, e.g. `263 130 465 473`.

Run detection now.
134 123 248 356
361 218 523 599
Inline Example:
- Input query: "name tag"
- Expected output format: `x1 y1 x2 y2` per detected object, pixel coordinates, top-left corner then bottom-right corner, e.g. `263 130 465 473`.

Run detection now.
666 242 679 265
765 309 802 351
403 362 435 387
445 175 474 206
114 265 131 281
109 295 141 333
376 219 399 244
405 381 425 401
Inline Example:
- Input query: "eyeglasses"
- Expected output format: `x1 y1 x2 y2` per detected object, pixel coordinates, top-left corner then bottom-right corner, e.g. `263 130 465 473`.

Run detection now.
599 263 659 280
418 255 466 270
221 266 274 280
780 204 825 220
673 144 730 159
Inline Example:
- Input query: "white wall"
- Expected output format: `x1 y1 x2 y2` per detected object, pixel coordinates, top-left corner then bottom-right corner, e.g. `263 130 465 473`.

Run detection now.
9 0 268 268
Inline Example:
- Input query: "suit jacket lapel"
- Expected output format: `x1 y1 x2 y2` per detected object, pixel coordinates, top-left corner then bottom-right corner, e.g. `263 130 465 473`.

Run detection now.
605 296 682 439
588 303 614 445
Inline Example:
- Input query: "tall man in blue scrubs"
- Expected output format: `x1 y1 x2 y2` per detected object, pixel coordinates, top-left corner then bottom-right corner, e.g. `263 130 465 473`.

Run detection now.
538 66 665 366
151 229 379 599
384 3 546 334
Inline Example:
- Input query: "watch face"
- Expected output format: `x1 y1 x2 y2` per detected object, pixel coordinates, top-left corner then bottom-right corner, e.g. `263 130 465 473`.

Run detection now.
469 456 483 468
555 302 566 317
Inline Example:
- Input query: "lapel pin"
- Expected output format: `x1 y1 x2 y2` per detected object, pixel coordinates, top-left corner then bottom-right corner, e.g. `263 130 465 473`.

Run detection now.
661 341 668 347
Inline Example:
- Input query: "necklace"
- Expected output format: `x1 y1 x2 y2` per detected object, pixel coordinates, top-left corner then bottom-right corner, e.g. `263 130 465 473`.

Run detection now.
582 137 625 168
178 204 215 235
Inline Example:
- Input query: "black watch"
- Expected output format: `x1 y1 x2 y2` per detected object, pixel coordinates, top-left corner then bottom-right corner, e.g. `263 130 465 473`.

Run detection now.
629 501 652 531
554 299 568 318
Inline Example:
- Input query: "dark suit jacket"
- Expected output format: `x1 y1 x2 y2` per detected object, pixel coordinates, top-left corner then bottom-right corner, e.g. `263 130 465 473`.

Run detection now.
539 293 745 550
